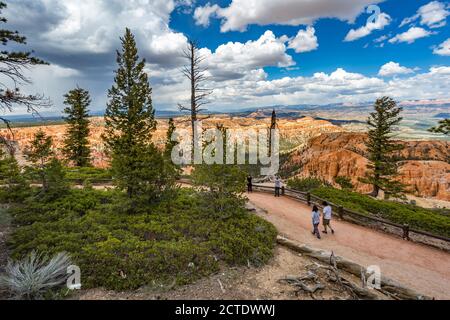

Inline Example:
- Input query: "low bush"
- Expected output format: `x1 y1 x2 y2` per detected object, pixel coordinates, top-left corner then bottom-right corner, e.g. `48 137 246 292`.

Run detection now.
334 176 354 190
64 167 113 183
6 188 277 291
311 187 450 238
287 177 325 192
0 251 72 300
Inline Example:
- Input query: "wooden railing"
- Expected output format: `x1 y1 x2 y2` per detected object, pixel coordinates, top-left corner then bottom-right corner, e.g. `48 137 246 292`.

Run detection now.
252 184 450 251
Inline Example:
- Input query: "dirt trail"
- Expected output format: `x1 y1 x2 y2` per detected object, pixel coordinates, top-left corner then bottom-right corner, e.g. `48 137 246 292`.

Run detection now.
248 192 450 300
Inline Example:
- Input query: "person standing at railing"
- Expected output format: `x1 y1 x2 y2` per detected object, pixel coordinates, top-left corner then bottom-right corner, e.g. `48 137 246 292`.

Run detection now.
274 176 282 197
312 205 321 239
322 201 335 235
247 175 253 193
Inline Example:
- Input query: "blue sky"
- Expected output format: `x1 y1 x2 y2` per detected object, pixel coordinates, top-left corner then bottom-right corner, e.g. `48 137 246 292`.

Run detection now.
170 0 450 77
4 0 450 114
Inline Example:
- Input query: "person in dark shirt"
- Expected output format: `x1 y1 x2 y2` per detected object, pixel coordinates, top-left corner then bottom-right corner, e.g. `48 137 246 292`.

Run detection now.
247 175 253 193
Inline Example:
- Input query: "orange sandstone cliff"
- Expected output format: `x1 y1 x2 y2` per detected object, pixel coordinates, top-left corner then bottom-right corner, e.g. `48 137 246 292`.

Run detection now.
282 132 450 201
2 117 449 201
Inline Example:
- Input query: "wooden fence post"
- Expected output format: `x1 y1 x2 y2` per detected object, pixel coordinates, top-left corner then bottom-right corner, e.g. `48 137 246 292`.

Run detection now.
281 186 285 196
403 224 410 241
338 206 344 220
307 193 311 206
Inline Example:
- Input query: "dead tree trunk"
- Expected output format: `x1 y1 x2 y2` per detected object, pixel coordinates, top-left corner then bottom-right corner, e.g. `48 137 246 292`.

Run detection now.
178 40 212 152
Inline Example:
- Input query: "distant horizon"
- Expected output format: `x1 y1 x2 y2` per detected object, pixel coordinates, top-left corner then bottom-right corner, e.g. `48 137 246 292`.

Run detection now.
4 97 450 119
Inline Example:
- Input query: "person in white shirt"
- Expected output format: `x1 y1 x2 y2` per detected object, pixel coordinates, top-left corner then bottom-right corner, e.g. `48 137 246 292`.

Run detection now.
322 202 335 234
274 177 282 197
311 205 321 239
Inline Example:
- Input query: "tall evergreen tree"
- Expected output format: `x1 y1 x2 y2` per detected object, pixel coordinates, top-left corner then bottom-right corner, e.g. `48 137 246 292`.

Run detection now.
102 28 162 200
62 87 91 167
360 97 405 199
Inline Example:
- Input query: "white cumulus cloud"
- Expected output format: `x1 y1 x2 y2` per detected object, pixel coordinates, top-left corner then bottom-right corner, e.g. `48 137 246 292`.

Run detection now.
194 3 220 27
288 27 319 53
378 62 414 77
6 0 189 68
201 31 295 81
389 27 434 44
400 1 449 29
194 0 384 32
433 38 450 56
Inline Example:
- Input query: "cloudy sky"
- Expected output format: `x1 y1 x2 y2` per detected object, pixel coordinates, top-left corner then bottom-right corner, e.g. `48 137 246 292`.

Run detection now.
4 0 450 115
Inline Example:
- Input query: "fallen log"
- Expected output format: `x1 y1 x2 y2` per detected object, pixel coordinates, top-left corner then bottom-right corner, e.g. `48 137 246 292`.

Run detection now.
277 236 433 300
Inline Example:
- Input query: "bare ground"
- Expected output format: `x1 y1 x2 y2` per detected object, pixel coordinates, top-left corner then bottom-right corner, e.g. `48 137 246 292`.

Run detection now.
75 246 386 301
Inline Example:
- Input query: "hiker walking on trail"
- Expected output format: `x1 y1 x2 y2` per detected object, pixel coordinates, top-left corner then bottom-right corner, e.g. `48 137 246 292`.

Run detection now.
274 176 282 197
312 205 321 239
247 175 253 193
322 201 335 234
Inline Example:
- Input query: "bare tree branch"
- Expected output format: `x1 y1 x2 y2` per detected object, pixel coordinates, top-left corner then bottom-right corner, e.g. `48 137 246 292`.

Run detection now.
0 2 51 141
178 39 213 147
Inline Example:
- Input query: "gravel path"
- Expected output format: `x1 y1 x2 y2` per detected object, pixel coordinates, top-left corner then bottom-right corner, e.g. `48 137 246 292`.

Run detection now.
248 192 450 300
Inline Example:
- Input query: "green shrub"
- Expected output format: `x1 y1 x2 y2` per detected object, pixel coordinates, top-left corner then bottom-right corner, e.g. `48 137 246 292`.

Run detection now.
6 188 277 291
311 187 450 237
209 214 277 267
79 237 217 290
64 167 113 183
334 176 354 190
287 177 324 192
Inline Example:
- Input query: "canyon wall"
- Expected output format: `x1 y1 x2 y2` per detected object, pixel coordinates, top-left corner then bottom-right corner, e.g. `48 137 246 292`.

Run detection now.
2 116 449 201
283 132 450 201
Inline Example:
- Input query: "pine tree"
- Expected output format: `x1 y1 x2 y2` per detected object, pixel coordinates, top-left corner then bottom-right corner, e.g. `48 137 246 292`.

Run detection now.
0 149 25 186
193 125 247 217
25 130 53 191
429 119 450 135
62 87 92 167
0 149 29 202
0 1 50 131
25 130 53 174
24 130 68 197
102 28 162 200
164 118 177 158
360 97 406 199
